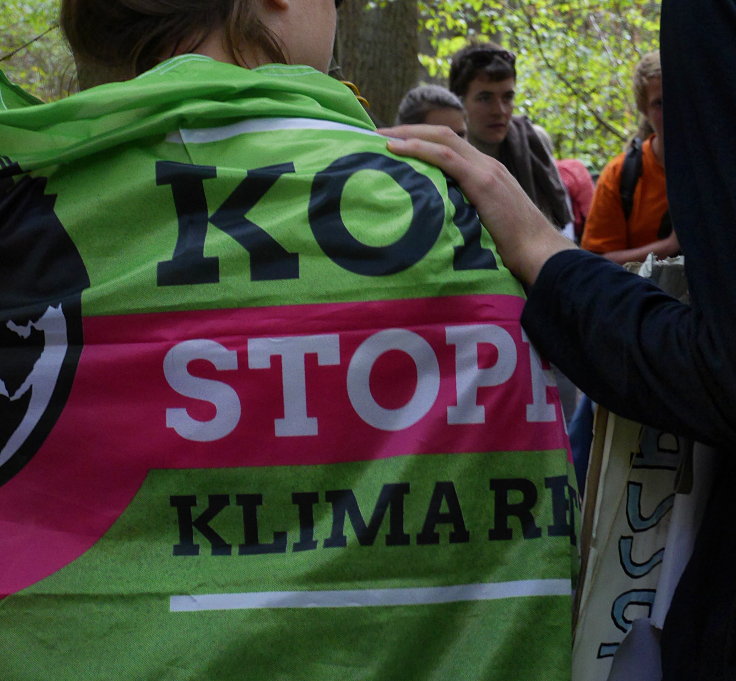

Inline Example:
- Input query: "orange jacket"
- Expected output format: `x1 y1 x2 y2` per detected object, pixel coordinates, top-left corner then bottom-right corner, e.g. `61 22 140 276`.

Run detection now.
582 136 668 253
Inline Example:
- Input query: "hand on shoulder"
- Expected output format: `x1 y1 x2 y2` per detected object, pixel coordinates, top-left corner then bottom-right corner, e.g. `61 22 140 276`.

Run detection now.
379 124 577 285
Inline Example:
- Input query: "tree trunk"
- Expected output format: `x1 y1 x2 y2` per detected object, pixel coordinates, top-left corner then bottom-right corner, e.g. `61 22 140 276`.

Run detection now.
335 1 419 126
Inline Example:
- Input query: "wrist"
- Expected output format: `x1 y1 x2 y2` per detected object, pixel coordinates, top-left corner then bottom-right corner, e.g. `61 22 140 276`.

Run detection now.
516 228 578 286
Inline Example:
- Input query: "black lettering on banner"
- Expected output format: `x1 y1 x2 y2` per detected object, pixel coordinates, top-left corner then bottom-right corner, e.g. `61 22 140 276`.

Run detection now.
632 427 686 471
626 481 674 532
170 494 232 556
488 478 542 540
292 491 320 552
416 481 470 544
618 536 664 579
446 179 498 271
323 483 411 547
209 165 299 281
156 161 298 286
611 589 656 633
236 494 288 555
597 643 620 659
545 475 575 543
309 153 444 276
156 162 218 285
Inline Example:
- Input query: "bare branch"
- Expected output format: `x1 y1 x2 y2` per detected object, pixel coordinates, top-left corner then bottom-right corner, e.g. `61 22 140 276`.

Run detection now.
516 1 628 141
588 12 624 88
1 24 59 63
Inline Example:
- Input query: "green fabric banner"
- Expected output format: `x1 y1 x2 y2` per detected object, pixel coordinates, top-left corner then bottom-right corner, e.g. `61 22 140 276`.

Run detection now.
0 59 576 680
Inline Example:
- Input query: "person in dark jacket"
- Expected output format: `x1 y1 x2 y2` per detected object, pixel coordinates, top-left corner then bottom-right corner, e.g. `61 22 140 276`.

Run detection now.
381 0 736 677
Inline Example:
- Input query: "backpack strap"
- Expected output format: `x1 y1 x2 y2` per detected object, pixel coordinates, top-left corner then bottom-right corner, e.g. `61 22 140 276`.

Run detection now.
620 137 643 221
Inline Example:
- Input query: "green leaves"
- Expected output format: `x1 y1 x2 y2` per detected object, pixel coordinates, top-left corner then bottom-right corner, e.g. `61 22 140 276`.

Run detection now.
0 0 75 101
420 0 662 169
1 0 660 167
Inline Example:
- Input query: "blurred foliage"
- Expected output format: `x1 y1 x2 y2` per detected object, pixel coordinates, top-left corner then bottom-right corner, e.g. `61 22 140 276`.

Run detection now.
0 0 76 102
1 0 660 168
418 0 661 170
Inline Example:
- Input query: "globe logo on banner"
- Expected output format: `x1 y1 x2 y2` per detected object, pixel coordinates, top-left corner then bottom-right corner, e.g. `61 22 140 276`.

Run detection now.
0 173 89 485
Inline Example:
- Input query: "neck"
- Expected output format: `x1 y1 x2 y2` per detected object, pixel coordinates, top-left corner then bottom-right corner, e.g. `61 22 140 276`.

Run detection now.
468 134 501 159
177 28 270 69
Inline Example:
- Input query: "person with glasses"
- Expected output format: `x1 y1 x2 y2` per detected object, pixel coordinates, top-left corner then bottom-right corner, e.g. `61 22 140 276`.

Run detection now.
449 43 571 232
0 1 576 680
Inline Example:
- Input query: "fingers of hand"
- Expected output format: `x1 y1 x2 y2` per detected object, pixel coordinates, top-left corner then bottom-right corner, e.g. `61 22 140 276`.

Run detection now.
385 135 475 186
379 123 473 159
378 125 540 237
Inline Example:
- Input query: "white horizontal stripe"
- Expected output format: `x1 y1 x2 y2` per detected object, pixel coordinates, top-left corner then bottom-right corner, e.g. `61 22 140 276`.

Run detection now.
138 54 214 79
170 579 571 612
166 117 379 144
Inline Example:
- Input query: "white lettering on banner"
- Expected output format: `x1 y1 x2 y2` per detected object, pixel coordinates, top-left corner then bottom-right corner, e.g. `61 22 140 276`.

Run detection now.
163 339 241 442
446 325 517 424
164 325 560 441
248 334 341 437
347 329 440 431
522 330 557 423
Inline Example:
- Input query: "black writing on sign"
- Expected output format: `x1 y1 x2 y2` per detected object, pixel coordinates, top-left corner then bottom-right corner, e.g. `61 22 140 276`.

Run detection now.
156 155 497 286
170 476 574 556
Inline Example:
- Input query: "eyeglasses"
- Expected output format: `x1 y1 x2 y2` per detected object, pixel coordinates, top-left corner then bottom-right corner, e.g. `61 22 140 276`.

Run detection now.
466 48 516 67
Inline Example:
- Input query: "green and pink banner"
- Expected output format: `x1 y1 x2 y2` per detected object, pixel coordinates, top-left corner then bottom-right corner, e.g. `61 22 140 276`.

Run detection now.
0 59 575 680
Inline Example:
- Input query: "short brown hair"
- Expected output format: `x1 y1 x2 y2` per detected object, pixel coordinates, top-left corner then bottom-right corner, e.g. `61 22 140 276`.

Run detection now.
60 0 286 86
396 85 464 125
633 51 661 115
449 42 516 98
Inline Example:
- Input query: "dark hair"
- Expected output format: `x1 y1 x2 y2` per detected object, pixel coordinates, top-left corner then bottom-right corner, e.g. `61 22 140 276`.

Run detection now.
60 0 286 84
449 42 516 97
395 84 464 125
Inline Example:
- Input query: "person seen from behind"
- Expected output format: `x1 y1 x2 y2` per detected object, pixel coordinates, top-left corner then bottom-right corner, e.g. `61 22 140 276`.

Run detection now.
0 0 575 679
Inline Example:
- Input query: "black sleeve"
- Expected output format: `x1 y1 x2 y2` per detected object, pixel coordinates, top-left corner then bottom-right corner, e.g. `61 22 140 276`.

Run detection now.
660 0 736 329
522 250 736 449
520 0 736 450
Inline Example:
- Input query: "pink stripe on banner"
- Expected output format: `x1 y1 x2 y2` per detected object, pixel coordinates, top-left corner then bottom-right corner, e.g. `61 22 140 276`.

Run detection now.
0 295 568 597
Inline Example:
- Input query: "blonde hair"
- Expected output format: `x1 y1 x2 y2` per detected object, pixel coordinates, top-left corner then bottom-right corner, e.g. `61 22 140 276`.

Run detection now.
633 51 661 115
60 0 286 85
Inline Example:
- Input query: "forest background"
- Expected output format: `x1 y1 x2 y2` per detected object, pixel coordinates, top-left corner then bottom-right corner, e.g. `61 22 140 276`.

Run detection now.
1 0 661 170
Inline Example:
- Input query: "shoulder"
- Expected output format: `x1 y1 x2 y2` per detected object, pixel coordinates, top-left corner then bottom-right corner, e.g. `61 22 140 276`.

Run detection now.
507 115 538 142
596 150 627 188
556 159 591 184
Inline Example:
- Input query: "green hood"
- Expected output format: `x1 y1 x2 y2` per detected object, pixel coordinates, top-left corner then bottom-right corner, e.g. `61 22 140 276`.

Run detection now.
0 69 42 110
0 55 374 172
